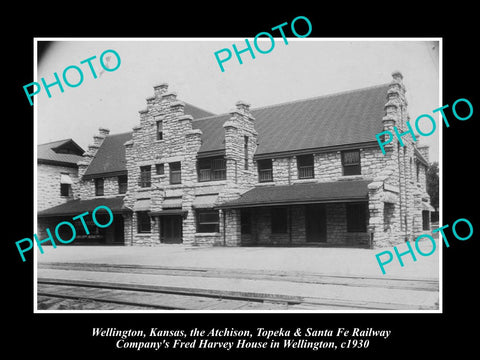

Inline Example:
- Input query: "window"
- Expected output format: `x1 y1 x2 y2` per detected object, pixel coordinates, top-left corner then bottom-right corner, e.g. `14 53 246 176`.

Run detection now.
271 207 287 233
60 183 71 196
297 154 314 179
241 209 251 234
342 150 361 176
416 163 420 183
60 173 72 196
244 136 249 170
118 175 128 194
156 163 164 175
169 162 182 184
137 211 151 233
346 202 368 232
139 166 151 187
196 210 219 233
197 157 226 182
258 159 273 182
95 178 104 196
156 120 163 140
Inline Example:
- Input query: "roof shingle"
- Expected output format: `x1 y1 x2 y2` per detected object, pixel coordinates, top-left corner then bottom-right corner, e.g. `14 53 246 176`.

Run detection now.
38 196 130 217
218 180 371 208
37 139 84 166
83 132 132 178
194 83 389 155
80 83 390 177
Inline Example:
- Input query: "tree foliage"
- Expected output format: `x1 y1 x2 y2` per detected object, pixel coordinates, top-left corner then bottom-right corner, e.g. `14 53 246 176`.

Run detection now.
426 161 439 211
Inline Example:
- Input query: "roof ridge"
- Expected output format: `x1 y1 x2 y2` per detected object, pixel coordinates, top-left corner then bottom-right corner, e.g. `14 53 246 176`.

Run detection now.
38 138 74 146
105 131 133 137
191 82 390 122
184 102 216 116
251 82 390 112
193 113 230 122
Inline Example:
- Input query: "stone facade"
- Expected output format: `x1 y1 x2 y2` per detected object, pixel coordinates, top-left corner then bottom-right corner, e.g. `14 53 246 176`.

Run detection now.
37 163 78 211
37 72 433 249
120 84 260 247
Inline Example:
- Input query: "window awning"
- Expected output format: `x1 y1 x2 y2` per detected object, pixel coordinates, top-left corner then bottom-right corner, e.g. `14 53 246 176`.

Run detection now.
60 174 73 184
193 194 218 209
133 198 151 211
421 202 436 212
163 197 182 209
151 209 187 216
217 180 371 209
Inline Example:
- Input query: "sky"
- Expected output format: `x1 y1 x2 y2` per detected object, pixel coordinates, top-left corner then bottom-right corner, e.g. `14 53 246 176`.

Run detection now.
36 38 440 161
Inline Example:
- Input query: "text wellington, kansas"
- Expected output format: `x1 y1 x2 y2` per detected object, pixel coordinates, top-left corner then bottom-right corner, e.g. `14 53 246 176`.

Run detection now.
93 327 391 351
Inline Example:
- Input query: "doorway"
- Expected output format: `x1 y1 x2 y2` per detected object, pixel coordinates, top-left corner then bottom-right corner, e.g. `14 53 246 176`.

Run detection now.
305 204 327 243
160 215 183 244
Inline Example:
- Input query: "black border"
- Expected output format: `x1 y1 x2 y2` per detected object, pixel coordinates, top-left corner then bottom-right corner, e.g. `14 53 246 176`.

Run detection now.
7 6 478 357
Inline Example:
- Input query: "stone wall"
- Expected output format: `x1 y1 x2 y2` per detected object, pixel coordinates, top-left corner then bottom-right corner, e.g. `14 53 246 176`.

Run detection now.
67 73 434 249
252 145 387 187
246 204 369 247
37 163 78 211
76 176 124 200
123 84 253 247
75 127 110 199
366 71 434 248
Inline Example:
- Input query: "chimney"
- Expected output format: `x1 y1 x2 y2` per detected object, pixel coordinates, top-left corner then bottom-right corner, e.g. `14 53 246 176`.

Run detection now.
77 127 109 178
381 71 410 151
223 100 257 186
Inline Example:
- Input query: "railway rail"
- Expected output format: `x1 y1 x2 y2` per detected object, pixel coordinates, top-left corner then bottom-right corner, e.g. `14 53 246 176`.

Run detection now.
37 262 439 311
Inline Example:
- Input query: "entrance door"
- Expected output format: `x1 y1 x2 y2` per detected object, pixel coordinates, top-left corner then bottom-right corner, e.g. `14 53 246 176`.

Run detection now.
113 215 124 244
305 204 327 242
161 216 183 244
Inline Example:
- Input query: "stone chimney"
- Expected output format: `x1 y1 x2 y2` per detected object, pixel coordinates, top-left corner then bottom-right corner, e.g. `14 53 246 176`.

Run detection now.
74 127 109 199
380 71 410 154
222 100 257 190
77 127 109 177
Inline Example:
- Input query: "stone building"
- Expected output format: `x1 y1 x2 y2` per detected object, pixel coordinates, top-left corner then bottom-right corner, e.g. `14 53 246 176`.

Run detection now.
37 72 435 248
37 139 84 211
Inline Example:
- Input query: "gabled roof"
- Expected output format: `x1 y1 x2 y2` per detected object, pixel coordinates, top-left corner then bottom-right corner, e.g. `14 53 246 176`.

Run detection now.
83 132 132 179
183 103 216 119
218 180 371 208
37 139 84 167
193 83 389 156
82 103 214 178
81 83 390 177
253 83 389 156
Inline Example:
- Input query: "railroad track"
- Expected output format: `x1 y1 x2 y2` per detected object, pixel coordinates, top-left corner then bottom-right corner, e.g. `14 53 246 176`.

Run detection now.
37 278 309 311
38 262 439 292
37 263 439 311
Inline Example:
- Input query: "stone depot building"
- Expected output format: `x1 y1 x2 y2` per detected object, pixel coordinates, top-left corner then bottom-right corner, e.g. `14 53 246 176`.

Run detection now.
37 72 435 249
